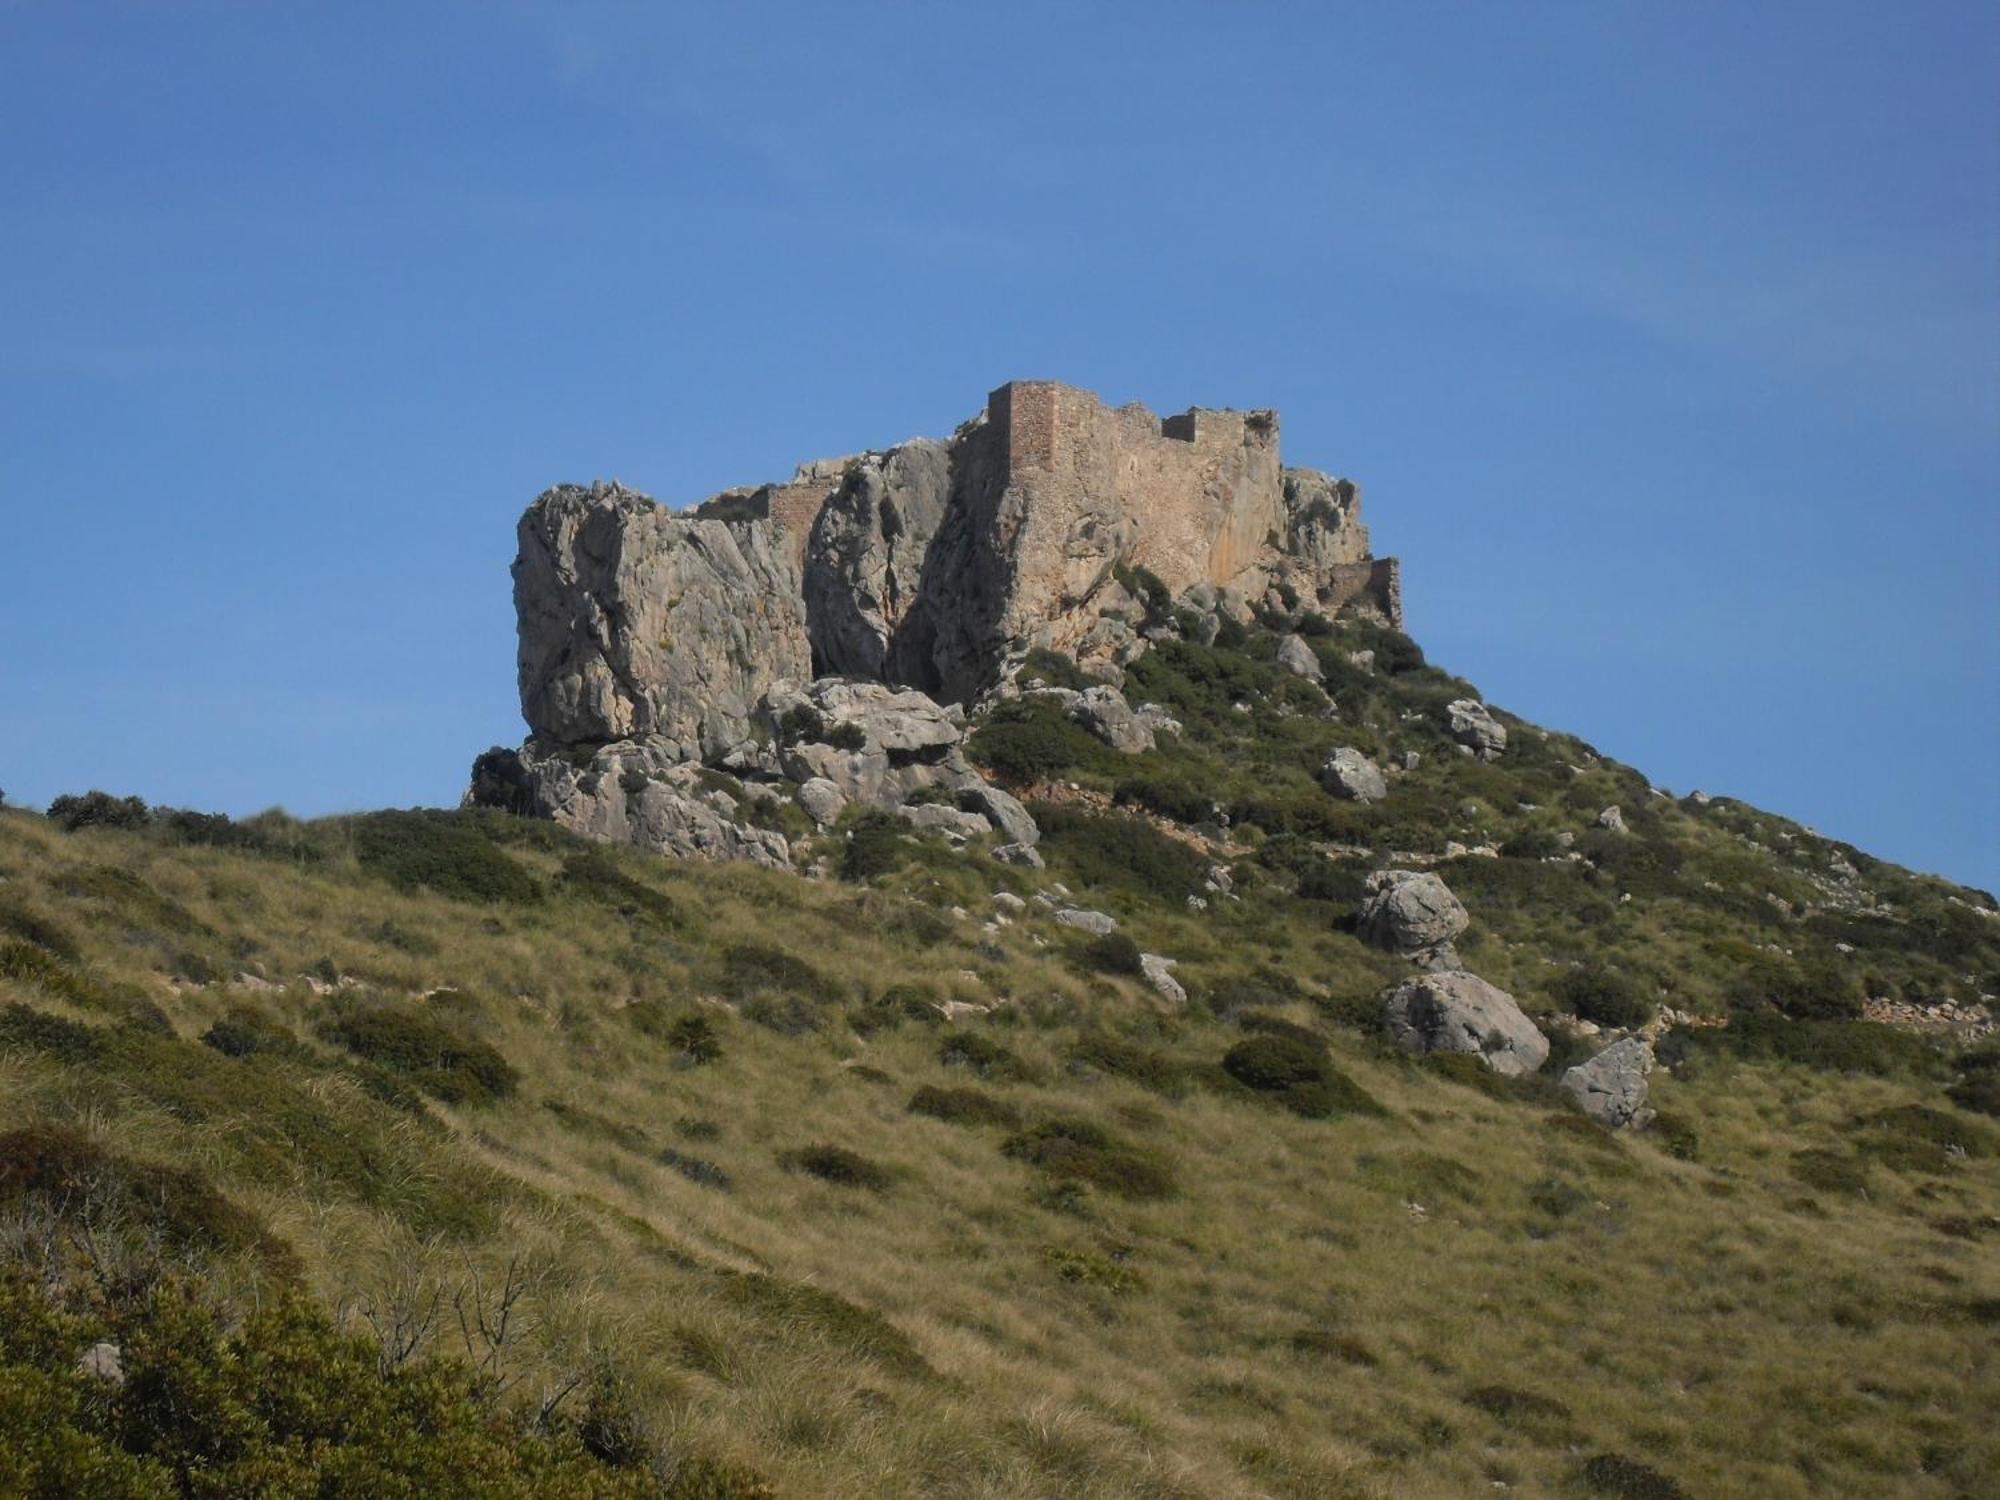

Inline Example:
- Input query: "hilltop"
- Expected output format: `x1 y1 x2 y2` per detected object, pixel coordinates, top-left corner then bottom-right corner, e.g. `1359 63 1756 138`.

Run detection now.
1 382 1996 1498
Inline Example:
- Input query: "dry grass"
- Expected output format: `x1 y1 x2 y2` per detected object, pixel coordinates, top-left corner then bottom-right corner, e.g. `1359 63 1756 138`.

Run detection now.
0 805 1994 1496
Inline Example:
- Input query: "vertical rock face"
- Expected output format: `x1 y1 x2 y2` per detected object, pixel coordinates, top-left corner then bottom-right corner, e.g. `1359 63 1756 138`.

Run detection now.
514 482 810 761
489 379 1403 865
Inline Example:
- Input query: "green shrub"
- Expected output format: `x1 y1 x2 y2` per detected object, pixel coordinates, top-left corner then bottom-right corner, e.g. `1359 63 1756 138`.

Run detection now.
1550 966 1652 1029
1040 1244 1143 1294
1951 1045 2000 1117
907 1085 1023 1128
1695 1008 1936 1077
851 983 939 1036
1462 1384 1573 1429
46 790 151 832
1021 647 1091 691
1030 803 1208 901
1223 1034 1326 1091
0 897 82 960
657 1149 729 1190
1067 1033 1185 1095
779 1144 895 1190
0 1271 690 1498
558 850 678 927
350 810 542 904
319 1006 519 1105
1112 772 1214 825
717 943 837 1005
1648 1111 1701 1161
1000 1117 1175 1200
841 811 912 882
715 1271 930 1379
938 1029 1035 1081
1288 1325 1378 1367
661 1012 724 1064
1082 930 1144 975
1578 1452 1689 1499
0 1002 106 1064
967 699 1111 784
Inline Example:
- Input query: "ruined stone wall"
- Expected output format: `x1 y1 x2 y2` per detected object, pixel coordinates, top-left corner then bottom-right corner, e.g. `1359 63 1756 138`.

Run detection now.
764 477 841 572
1323 557 1403 629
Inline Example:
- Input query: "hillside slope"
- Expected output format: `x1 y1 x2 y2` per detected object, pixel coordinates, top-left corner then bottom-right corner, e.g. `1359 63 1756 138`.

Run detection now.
2 610 1997 1498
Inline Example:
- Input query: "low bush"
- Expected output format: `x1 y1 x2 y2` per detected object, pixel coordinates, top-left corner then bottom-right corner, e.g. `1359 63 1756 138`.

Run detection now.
46 790 151 832
1577 1452 1689 1499
1695 1008 1938 1077
967 699 1112 784
1067 1033 1186 1095
938 1029 1035 1082
1951 1045 2000 1117
715 1271 930 1379
779 1144 895 1190
1223 1034 1326 1091
908 1085 1023 1128
1000 1117 1175 1200
1112 772 1215 826
1288 1325 1378 1367
319 1006 519 1105
657 1148 732 1191
1081 930 1144 975
0 1271 694 1498
1031 803 1209 902
1020 647 1091 691
840 811 912 882
717 943 838 1005
1549 965 1652 1029
1462 1384 1573 1429
558 849 678 927
851 983 939 1036
0 1002 106 1063
1040 1244 1143 1295
350 810 542 904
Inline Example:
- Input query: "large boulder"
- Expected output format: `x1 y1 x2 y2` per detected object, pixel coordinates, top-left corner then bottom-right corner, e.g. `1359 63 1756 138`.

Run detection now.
1067 684 1155 754
1561 1037 1656 1128
489 741 790 870
1357 870 1469 954
1276 633 1322 680
1383 970 1549 1076
1320 747 1387 803
514 483 809 762
1445 699 1507 761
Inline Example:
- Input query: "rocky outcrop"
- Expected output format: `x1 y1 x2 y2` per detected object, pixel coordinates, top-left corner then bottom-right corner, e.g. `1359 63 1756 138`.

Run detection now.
485 379 1403 866
1445 699 1507 761
1383 970 1549 1076
1357 871 1469 955
1561 1036 1656 1127
1276 634 1322 680
514 483 809 762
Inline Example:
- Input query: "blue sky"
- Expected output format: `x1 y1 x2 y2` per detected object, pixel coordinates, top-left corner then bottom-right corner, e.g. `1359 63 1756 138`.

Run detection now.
2 2 1995 890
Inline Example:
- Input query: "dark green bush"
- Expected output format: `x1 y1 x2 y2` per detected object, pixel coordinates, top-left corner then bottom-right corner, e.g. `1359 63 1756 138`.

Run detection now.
1000 1117 1175 1200
1021 647 1091 691
0 1002 106 1063
1067 1033 1186 1095
778 1143 895 1190
319 1006 519 1105
1082 930 1144 975
1694 1008 1935 1077
852 982 940 1036
717 943 837 1005
1550 966 1652 1029
350 810 542 904
967 699 1112 784
841 811 912 881
46 790 151 832
1030 803 1208 901
1039 1244 1143 1294
661 1012 724 1064
0 1271 692 1498
558 850 678 927
658 1148 731 1190
1288 1325 1378 1366
908 1085 1023 1129
0 895 82 960
1462 1384 1573 1428
1112 772 1214 826
1951 1045 2000 1117
715 1270 929 1380
1578 1451 1688 1499
1223 1034 1327 1091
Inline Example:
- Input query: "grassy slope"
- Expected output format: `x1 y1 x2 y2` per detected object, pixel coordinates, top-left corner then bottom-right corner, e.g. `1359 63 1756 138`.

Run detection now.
2 616 1997 1498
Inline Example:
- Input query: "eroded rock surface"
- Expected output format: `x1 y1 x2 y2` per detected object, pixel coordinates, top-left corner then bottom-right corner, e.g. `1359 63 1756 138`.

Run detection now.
1561 1036 1656 1128
1383 970 1549 1076
1357 870 1469 955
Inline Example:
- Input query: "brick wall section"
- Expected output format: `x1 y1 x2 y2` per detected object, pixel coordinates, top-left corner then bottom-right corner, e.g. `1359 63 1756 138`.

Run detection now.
764 478 840 573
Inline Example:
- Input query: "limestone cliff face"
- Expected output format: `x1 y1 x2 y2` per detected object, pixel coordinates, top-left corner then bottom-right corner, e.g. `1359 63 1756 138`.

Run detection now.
514 482 809 760
487 380 1399 865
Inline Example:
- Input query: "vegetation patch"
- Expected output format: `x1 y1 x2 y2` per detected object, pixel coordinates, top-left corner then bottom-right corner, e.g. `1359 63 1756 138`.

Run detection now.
1067 1033 1187 1096
907 1085 1022 1129
350 810 543 903
319 1004 520 1105
715 1271 931 1379
938 1029 1036 1082
1000 1117 1175 1200
1039 1244 1143 1295
778 1144 895 1191
1030 803 1209 901
1577 1452 1689 1500
1221 1033 1384 1119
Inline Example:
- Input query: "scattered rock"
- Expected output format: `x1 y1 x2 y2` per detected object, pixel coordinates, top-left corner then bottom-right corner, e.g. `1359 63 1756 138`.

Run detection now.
1068 684 1155 754
993 842 1045 868
796 777 846 827
957 780 1039 845
898 803 992 841
1054 907 1118 936
992 891 1027 915
1357 870 1469 955
1597 805 1626 833
1560 1036 1656 1128
1276 634 1322 680
1139 953 1186 1004
1320 747 1388 803
1444 698 1507 761
1383 970 1549 1075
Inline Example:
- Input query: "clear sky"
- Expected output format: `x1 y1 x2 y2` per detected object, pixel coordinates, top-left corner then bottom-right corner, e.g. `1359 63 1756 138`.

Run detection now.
3 2 1995 891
